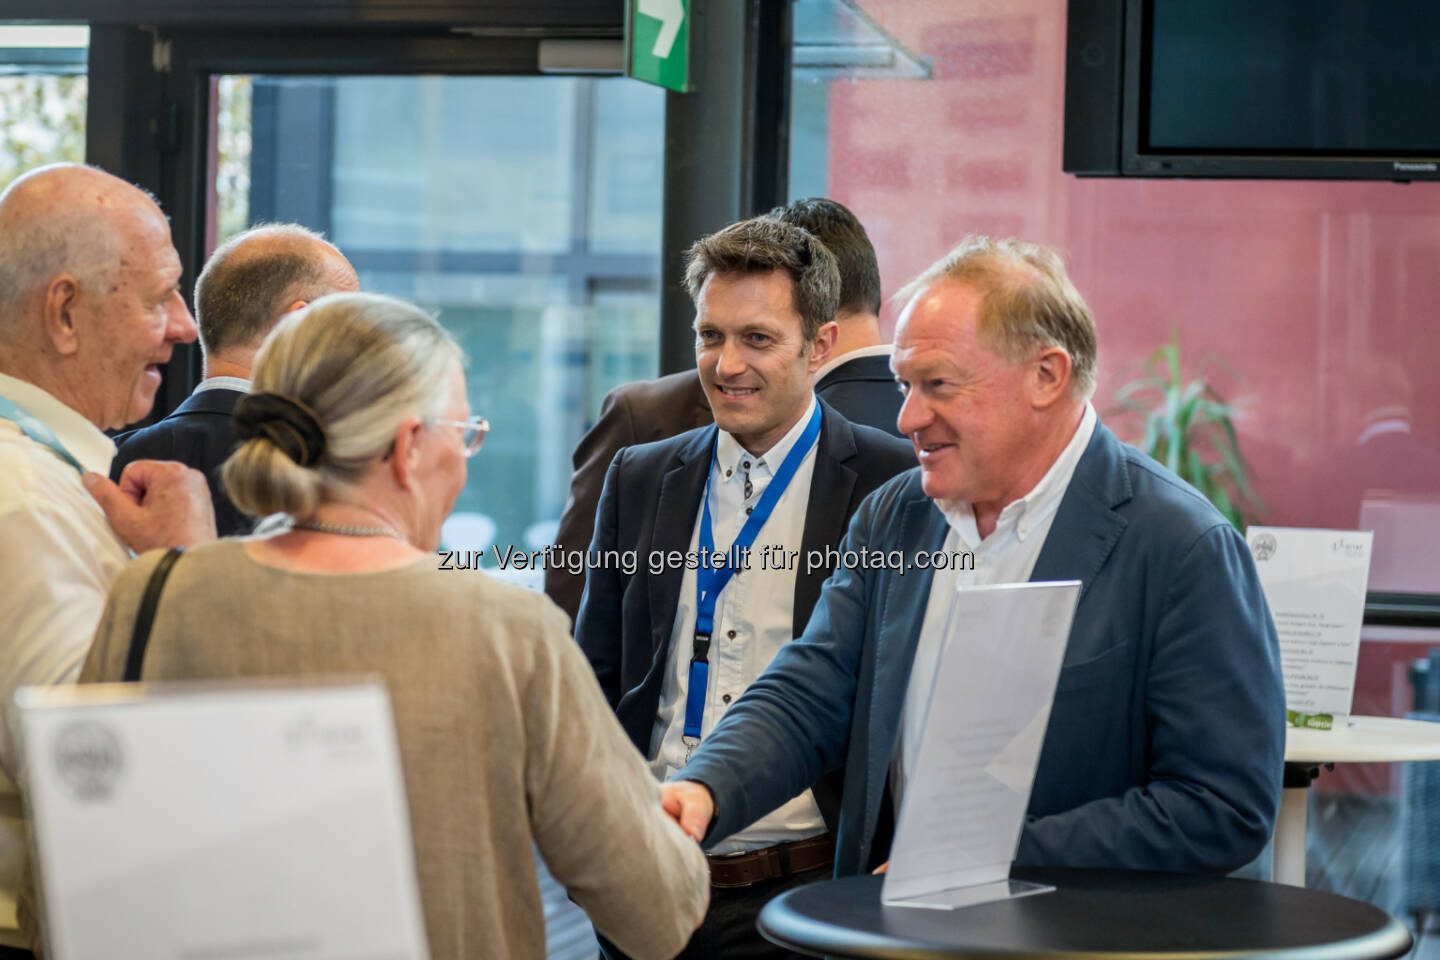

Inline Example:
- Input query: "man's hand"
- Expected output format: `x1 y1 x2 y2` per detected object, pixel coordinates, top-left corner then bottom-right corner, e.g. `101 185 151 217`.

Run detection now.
84 461 217 553
661 780 715 842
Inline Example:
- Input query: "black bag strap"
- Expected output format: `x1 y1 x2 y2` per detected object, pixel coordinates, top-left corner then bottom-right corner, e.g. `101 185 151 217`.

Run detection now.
123 547 185 682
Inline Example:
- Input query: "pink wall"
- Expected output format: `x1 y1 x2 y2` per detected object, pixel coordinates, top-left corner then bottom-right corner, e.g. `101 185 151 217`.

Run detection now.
825 0 1440 536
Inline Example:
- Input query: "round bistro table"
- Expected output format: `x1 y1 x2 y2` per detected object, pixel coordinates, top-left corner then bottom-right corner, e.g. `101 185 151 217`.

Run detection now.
757 868 1413 960
1279 715 1440 886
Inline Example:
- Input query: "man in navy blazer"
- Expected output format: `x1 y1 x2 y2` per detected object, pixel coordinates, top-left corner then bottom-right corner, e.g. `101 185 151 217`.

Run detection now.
813 351 898 434
547 198 899 627
575 216 913 959
665 235 1285 877
113 224 357 535
578 397 914 759
773 198 902 439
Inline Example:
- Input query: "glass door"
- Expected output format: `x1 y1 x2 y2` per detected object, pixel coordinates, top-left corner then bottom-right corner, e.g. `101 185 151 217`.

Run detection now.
209 73 664 579
157 33 667 959
0 25 87 192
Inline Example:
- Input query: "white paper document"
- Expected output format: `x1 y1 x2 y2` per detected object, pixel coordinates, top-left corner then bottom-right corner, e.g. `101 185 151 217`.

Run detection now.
16 681 429 960
1247 526 1374 717
882 580 1080 909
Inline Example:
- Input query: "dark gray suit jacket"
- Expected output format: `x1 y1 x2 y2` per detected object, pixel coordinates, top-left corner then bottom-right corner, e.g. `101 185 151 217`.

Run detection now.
815 352 903 438
681 422 1286 876
112 387 251 537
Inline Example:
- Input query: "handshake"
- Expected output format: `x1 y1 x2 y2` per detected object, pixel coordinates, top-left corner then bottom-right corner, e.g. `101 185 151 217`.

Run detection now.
661 778 889 874
660 780 716 842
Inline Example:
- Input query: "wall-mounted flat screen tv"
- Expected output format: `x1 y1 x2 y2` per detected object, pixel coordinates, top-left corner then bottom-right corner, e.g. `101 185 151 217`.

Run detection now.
1064 0 1440 181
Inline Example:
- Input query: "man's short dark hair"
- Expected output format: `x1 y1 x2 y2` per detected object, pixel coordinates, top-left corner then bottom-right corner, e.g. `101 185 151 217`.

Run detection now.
769 197 881 317
683 216 839 343
196 223 339 355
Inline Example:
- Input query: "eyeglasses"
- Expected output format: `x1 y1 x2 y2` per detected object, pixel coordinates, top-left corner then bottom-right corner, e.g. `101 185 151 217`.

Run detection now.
434 415 490 457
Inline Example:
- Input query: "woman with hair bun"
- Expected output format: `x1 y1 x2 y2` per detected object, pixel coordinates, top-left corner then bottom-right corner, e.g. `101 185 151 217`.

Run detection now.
76 293 708 960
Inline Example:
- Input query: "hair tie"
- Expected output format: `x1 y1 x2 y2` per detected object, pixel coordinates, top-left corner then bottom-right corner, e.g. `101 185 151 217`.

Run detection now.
233 392 328 467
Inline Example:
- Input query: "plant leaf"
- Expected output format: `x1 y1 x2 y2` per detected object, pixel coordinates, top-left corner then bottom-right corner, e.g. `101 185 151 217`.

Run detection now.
1106 332 1258 528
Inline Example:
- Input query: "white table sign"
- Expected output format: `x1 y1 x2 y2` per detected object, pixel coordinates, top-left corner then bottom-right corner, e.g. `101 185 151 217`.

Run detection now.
1247 526 1374 718
15 681 429 960
883 581 1079 910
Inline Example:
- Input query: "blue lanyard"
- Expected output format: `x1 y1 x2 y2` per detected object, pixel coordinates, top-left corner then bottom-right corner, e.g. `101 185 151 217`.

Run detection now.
0 395 86 475
683 403 823 747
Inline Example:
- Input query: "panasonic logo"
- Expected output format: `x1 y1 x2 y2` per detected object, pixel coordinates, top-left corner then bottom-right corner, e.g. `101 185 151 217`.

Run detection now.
1394 161 1438 172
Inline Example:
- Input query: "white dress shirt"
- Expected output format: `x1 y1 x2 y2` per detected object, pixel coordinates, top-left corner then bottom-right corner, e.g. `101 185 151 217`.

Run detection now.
193 375 252 395
0 371 129 945
650 396 827 853
893 403 1098 804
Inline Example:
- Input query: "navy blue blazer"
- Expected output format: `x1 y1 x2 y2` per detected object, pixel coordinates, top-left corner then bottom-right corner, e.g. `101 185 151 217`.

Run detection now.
680 421 1285 876
573 400 915 830
112 388 251 537
815 353 903 439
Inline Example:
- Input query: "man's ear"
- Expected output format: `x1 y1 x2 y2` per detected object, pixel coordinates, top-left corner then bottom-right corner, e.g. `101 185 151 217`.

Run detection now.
41 275 84 356
1031 346 1074 409
807 320 840 375
283 299 308 316
387 417 425 490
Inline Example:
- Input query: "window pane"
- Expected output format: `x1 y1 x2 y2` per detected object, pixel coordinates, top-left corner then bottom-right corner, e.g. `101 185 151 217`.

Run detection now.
213 72 662 960
213 74 663 569
789 0 1440 913
331 77 578 253
0 25 88 193
588 78 665 255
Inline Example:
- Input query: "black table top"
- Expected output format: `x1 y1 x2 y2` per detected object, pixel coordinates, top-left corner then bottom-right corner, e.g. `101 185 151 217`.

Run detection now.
757 868 1414 960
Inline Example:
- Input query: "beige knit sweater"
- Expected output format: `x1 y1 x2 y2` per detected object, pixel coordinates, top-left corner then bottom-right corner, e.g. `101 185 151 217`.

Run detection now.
73 539 708 960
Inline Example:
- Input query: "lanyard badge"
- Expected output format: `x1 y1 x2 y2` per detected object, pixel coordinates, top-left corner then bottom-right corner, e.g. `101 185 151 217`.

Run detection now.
681 404 823 759
0 395 86 476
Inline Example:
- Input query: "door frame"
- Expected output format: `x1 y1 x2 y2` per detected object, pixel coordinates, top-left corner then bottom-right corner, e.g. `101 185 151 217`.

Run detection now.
81 3 791 421
96 28 556 419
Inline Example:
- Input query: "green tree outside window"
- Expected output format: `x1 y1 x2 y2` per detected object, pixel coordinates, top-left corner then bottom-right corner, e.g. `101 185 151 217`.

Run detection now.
0 75 87 193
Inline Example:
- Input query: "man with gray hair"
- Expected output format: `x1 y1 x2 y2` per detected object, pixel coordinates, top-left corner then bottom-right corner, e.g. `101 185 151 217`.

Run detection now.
0 163 216 956
663 235 1286 878
113 223 359 535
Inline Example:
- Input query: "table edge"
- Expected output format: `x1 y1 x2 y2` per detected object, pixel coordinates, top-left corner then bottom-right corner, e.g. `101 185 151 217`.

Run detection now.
757 885 1415 960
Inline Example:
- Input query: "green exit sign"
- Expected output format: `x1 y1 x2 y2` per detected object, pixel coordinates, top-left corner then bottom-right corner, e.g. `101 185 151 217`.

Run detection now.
626 0 690 93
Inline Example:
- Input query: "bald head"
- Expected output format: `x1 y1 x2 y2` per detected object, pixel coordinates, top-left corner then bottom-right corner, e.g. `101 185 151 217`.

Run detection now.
0 163 196 430
196 224 359 363
0 164 156 332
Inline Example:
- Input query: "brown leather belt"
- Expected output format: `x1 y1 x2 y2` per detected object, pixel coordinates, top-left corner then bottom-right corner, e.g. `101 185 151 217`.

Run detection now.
706 833 834 889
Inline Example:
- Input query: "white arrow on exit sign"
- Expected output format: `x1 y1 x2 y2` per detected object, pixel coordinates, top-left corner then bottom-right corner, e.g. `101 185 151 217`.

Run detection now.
637 0 684 59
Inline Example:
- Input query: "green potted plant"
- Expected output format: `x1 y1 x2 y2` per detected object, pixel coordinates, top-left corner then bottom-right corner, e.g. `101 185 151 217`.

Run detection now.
1109 337 1261 530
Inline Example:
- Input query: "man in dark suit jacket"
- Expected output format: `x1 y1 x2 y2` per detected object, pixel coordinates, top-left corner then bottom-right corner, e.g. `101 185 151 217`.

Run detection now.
772 197 903 438
546 197 899 624
575 217 913 960
113 224 358 535
580 401 914 768
664 235 1285 879
113 388 251 536
815 350 897 425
